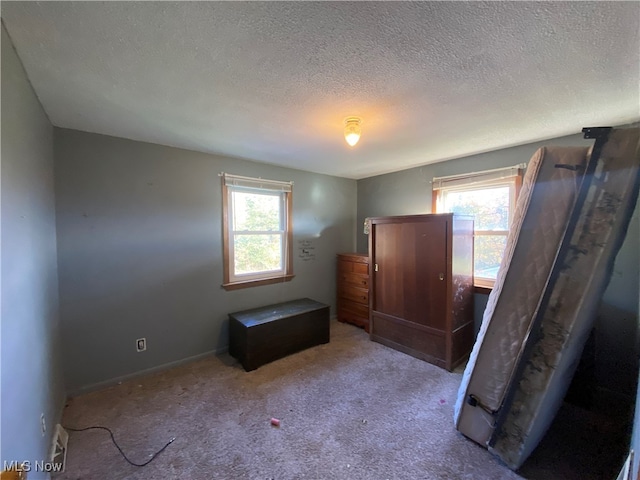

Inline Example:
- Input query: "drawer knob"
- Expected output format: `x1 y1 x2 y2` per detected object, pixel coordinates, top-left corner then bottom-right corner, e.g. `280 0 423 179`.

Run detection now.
439 273 445 281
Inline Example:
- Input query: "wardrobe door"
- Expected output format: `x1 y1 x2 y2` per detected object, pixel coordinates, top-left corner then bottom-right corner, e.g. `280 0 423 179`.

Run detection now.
373 218 448 329
408 218 448 330
372 222 403 319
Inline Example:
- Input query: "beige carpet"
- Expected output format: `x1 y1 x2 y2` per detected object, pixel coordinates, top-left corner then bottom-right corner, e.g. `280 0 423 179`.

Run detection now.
55 320 628 480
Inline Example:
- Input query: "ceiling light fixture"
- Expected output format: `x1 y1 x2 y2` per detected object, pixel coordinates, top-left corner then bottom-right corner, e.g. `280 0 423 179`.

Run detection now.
344 117 362 147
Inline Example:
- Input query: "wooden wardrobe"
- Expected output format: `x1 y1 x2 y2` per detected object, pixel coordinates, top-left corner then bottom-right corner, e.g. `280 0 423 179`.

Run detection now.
368 213 474 371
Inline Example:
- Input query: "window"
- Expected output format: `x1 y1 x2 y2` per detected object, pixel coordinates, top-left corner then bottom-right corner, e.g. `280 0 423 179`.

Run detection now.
221 173 294 290
433 164 525 288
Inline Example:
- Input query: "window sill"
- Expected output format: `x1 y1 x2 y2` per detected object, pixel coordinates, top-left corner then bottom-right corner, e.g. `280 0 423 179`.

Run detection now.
222 274 295 291
474 285 493 295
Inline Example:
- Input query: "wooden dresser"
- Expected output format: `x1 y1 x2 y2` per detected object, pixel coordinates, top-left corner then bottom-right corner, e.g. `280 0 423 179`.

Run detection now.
337 253 370 332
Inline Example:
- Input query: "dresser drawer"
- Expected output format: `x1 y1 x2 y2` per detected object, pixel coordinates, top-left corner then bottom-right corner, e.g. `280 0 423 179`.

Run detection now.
337 299 369 332
338 299 369 319
338 272 369 289
337 308 369 331
338 260 369 275
340 285 369 305
352 262 369 275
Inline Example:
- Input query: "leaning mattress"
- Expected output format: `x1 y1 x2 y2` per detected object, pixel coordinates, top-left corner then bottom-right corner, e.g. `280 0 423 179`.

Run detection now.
454 127 640 470
454 145 589 447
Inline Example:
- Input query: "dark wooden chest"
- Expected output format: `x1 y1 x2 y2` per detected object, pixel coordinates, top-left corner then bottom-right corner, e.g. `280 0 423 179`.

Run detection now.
228 298 330 371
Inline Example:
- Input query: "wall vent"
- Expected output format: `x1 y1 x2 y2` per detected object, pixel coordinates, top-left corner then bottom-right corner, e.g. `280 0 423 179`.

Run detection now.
49 424 69 473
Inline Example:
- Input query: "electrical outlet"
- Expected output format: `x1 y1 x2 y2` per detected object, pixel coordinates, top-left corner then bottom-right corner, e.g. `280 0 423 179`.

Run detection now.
40 413 46 436
136 338 146 352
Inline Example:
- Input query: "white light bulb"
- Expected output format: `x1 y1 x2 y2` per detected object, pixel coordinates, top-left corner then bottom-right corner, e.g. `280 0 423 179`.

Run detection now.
344 117 362 147
345 131 360 147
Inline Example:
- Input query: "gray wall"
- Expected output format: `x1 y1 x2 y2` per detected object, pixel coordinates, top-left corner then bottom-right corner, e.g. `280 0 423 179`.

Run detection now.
357 131 640 399
1 23 66 473
357 132 599 253
54 128 357 394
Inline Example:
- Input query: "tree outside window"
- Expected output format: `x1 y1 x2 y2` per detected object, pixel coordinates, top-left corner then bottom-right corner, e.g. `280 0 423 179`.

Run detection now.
441 184 511 282
433 165 524 288
232 190 283 275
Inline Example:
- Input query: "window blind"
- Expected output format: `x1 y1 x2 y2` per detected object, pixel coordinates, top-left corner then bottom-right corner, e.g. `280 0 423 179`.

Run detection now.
432 163 526 191
220 173 293 192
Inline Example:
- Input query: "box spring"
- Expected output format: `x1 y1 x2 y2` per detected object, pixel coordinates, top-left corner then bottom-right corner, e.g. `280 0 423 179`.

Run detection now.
454 127 640 470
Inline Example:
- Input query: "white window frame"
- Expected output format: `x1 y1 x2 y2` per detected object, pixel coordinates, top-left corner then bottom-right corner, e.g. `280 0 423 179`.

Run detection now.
433 164 525 289
221 173 294 290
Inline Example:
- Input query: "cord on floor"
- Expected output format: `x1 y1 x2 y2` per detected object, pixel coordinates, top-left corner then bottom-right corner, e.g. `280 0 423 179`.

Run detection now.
64 425 175 467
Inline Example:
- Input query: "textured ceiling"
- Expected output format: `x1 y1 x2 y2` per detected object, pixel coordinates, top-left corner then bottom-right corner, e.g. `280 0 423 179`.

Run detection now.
2 2 639 179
